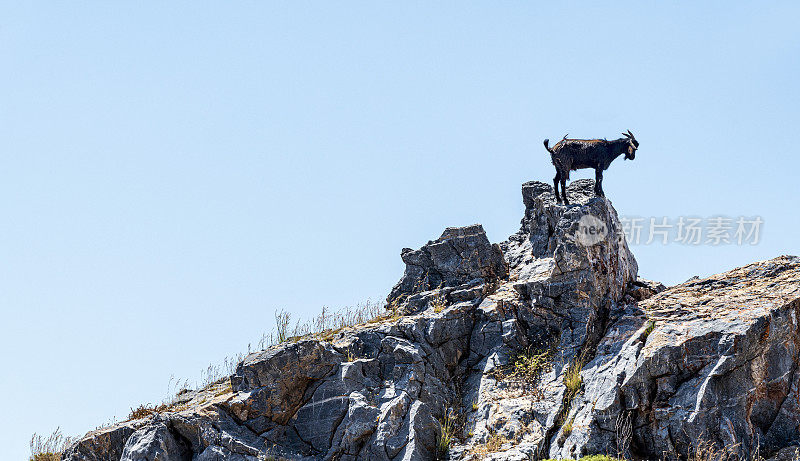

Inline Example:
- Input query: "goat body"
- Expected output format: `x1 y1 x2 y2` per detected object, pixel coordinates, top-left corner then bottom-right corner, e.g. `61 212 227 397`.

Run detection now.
543 131 639 204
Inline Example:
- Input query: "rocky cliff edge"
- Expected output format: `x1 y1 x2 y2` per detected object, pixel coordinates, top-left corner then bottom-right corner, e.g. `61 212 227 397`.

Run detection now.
62 180 800 461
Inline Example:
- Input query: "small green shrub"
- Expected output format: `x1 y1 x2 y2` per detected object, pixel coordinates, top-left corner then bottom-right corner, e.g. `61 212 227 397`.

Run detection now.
512 346 553 383
642 319 656 342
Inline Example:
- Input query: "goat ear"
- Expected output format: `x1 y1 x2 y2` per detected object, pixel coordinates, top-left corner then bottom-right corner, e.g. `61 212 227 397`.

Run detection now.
627 130 635 138
622 132 631 138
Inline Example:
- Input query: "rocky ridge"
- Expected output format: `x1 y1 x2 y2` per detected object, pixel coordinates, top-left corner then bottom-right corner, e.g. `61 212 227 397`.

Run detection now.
62 179 800 460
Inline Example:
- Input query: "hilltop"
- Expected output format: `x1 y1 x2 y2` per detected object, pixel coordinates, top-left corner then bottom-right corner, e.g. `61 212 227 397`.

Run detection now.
61 180 800 461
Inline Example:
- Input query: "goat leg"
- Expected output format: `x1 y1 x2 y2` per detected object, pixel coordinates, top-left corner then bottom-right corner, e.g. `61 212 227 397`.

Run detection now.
560 177 569 205
595 169 605 197
553 174 562 203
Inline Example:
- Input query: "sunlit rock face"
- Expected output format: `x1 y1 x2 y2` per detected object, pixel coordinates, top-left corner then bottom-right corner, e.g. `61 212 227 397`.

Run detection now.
386 223 507 315
62 181 800 461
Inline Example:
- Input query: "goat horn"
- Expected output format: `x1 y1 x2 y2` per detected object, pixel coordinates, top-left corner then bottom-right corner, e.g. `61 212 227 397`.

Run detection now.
627 129 635 138
621 132 631 138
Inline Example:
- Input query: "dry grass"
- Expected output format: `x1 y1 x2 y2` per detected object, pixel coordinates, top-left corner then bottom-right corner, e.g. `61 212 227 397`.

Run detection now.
258 300 384 349
642 319 656 342
489 344 554 391
128 403 170 420
213 380 233 397
429 290 447 313
436 407 456 459
109 300 386 430
387 299 401 320
29 427 75 461
563 355 585 402
36 299 395 448
199 355 245 389
275 309 291 343
557 354 586 432
687 440 741 461
470 431 509 456
512 346 553 383
562 416 575 437
542 442 799 461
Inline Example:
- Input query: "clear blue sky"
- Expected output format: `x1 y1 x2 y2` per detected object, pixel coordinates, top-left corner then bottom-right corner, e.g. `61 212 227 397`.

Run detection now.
2 2 799 459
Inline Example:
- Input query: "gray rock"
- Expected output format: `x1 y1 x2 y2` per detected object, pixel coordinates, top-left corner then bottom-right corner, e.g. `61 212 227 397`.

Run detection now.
195 446 260 461
62 421 142 461
338 392 380 454
63 180 800 461
387 224 507 314
120 421 191 461
549 256 800 460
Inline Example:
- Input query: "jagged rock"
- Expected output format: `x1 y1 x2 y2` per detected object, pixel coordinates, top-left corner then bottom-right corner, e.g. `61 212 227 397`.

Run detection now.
452 180 638 460
769 446 800 461
120 420 191 461
550 256 800 460
387 224 507 314
62 421 143 461
62 180 800 461
501 179 596 276
626 277 667 301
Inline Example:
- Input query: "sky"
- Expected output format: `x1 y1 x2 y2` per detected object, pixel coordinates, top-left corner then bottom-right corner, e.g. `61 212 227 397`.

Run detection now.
2 2 799 459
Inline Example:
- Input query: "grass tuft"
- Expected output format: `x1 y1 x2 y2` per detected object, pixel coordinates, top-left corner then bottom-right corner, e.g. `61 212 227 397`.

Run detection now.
260 300 385 349
436 407 456 459
128 403 169 420
512 346 553 383
688 440 741 461
562 416 574 436
29 427 75 461
469 431 509 456
429 290 447 313
642 319 656 342
563 355 585 402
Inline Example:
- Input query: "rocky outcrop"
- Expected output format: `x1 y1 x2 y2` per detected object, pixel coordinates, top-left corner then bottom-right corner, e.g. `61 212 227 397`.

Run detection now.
62 180 800 461
387 224 507 315
556 255 800 460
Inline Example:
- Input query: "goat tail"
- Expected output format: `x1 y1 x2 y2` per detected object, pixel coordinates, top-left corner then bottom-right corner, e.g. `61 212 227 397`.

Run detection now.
543 139 554 154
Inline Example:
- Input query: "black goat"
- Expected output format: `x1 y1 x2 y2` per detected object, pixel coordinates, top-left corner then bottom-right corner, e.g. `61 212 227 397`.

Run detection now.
543 130 639 204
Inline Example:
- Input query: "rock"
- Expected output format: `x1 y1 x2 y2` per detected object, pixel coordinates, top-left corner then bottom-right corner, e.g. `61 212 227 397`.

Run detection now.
62 421 143 461
338 392 380 454
501 179 597 275
549 256 800 460
769 446 800 461
387 224 507 314
120 421 191 461
626 277 667 301
63 180 800 461
228 339 343 434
